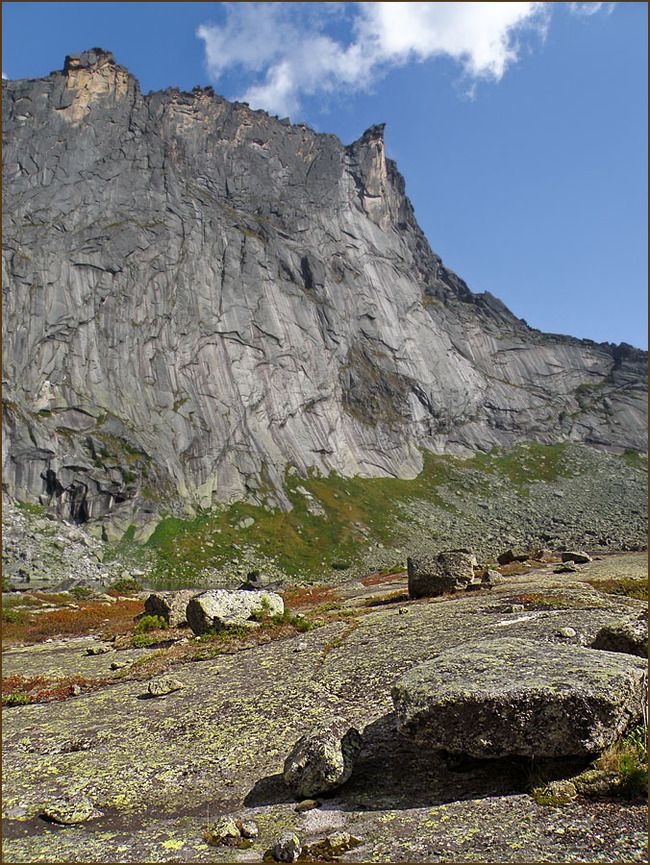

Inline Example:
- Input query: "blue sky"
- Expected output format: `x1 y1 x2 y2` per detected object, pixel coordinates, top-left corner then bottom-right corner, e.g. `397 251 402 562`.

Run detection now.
2 2 647 349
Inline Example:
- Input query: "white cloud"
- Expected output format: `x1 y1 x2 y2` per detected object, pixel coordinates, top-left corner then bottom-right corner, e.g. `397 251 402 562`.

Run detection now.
569 2 615 16
196 2 550 117
2 72 8 80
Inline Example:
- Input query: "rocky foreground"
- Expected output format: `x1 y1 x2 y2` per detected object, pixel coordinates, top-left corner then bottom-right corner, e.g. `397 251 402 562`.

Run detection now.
2 552 647 863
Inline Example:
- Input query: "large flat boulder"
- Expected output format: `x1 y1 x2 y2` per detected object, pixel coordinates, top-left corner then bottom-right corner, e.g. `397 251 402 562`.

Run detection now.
391 637 647 758
185 589 284 635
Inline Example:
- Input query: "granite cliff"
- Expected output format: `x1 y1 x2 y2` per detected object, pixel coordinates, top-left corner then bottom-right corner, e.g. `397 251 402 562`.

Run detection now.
2 49 647 537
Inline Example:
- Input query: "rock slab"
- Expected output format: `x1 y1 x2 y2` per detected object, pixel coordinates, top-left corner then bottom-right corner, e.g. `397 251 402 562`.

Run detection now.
391 637 648 758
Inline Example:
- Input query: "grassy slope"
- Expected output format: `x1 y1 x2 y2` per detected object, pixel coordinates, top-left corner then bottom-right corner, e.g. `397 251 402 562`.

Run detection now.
107 441 644 585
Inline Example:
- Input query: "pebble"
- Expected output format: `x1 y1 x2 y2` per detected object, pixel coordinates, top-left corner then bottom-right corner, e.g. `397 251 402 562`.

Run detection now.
294 798 320 812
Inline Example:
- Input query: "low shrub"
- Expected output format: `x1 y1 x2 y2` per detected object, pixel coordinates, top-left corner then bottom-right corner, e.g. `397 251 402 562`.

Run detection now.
3 692 32 707
69 586 95 600
585 578 648 601
134 615 167 633
593 723 647 800
130 633 162 648
109 578 143 594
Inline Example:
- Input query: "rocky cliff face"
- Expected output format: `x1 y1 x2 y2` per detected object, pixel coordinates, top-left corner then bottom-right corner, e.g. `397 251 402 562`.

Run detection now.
2 49 647 535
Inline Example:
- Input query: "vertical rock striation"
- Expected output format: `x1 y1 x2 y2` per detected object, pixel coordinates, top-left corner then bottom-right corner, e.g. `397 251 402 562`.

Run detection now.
2 49 647 533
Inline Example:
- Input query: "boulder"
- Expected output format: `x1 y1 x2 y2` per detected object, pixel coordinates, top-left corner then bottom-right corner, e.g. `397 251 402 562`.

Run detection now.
144 590 198 627
204 817 240 847
185 589 284 635
42 793 102 824
591 611 648 658
391 638 647 758
283 716 362 797
497 550 529 565
147 676 185 697
407 550 475 598
561 551 592 564
272 832 301 863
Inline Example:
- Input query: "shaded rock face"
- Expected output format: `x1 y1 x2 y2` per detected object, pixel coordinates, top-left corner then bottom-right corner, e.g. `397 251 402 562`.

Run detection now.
2 50 647 530
391 638 647 758
144 590 198 628
591 611 648 658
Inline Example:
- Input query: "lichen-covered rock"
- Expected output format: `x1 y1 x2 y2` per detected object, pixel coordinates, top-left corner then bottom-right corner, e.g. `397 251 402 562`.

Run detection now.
591 611 648 658
531 779 578 806
147 676 185 697
391 637 647 758
204 816 240 847
407 550 475 598
571 768 624 798
283 717 362 797
272 832 301 863
42 793 102 824
144 590 198 627
186 589 283 635
236 818 259 839
305 832 364 857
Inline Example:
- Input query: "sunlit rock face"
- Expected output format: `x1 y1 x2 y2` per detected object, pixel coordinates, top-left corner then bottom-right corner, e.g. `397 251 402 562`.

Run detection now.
2 49 647 531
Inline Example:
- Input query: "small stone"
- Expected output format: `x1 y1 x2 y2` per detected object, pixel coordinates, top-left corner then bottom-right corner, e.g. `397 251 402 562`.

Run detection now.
205 816 240 846
147 676 185 697
272 832 301 863
110 660 129 670
532 779 578 806
42 793 102 824
398 606 409 614
237 818 259 839
554 564 577 573
294 798 320 813
86 645 110 655
557 627 577 639
70 684 82 696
